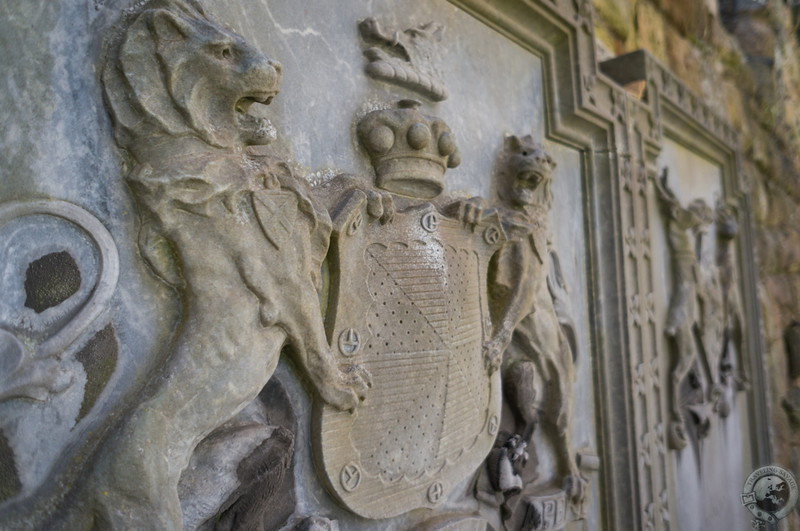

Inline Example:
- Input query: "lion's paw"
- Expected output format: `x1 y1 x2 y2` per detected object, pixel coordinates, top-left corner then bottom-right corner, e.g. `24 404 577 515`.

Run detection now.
563 472 588 506
367 190 394 224
319 364 372 412
483 338 505 375
455 197 489 230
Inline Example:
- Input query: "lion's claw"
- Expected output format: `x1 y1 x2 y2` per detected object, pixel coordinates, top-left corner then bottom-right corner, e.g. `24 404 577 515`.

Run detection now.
456 197 488 231
367 190 394 224
563 473 588 506
319 364 372 412
483 339 504 375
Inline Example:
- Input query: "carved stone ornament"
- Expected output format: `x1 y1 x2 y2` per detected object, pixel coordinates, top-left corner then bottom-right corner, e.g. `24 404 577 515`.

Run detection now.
474 135 589 529
73 1 369 528
311 100 507 519
654 169 745 451
358 18 448 102
0 200 119 503
0 200 119 404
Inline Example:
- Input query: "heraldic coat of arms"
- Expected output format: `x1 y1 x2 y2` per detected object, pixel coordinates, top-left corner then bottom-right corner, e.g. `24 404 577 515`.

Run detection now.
312 100 507 519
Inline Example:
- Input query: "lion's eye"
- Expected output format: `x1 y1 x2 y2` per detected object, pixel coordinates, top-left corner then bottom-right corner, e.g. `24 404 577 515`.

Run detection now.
213 44 233 59
521 151 529 156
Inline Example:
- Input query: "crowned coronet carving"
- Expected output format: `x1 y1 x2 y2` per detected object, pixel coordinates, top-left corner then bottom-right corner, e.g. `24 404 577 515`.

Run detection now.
357 99 460 199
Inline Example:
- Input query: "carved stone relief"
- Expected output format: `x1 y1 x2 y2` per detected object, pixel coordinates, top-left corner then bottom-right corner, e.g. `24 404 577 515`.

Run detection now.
70 3 596 528
2 0 771 529
0 199 119 501
66 1 368 528
654 169 746 451
311 98 506 519
358 17 448 102
473 135 592 530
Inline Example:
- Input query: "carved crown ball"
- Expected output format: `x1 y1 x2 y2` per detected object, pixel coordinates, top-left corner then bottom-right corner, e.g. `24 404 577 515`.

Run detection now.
357 100 460 199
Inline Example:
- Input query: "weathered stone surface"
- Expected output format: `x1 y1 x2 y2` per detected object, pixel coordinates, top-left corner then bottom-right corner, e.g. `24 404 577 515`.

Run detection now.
634 1 668 63
592 0 635 42
733 13 776 60
0 0 782 529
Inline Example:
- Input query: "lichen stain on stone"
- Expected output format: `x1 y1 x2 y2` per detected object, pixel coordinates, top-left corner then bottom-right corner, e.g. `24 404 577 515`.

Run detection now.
75 324 118 424
23 250 82 313
0 430 21 503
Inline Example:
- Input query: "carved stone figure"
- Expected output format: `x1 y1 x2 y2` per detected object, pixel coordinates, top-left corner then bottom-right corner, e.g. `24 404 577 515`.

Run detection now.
311 99 507 519
716 199 747 392
358 17 448 101
478 134 586 527
66 1 368 528
654 169 721 450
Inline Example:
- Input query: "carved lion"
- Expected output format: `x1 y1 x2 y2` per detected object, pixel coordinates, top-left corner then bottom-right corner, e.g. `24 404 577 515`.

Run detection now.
490 134 586 510
57 1 368 529
102 0 281 151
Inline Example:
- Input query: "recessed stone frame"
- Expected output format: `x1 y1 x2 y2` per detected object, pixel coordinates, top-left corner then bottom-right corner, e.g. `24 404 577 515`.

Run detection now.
452 1 767 529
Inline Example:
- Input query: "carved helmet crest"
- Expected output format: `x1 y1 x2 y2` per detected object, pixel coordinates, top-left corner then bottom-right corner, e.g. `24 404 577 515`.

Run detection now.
102 0 282 152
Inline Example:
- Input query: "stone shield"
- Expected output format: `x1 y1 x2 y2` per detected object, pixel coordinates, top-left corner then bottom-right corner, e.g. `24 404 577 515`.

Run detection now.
314 194 504 518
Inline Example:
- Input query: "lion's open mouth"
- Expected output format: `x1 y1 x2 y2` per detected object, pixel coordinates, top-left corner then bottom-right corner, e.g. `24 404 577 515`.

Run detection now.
235 92 276 114
236 91 279 145
515 170 544 190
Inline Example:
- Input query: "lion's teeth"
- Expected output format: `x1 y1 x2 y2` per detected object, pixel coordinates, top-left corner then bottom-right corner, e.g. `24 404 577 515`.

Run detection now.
236 99 253 113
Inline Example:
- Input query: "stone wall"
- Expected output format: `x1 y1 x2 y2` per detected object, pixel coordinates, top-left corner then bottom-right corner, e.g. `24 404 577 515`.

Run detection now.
593 0 800 525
